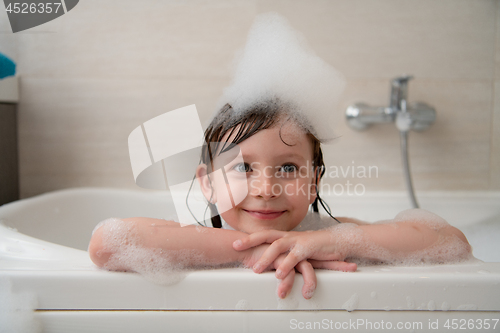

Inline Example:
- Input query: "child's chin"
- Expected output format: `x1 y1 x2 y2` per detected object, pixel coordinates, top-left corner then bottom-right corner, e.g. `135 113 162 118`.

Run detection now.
251 223 292 233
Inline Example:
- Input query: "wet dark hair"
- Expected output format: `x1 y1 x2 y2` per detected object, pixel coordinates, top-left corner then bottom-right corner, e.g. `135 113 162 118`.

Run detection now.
199 101 340 228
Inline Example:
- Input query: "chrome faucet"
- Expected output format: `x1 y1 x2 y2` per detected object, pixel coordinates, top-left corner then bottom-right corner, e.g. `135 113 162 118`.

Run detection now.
345 75 436 209
346 75 436 132
390 75 412 111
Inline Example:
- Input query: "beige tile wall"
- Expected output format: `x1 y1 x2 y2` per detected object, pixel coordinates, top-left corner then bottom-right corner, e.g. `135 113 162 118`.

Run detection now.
0 0 498 198
493 0 500 189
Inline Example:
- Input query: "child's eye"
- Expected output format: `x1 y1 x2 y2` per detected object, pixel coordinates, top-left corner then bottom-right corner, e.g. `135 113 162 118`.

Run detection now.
280 164 298 173
233 163 252 173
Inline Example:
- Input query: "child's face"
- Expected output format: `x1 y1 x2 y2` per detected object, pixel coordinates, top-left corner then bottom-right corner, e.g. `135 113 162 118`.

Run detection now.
197 120 317 233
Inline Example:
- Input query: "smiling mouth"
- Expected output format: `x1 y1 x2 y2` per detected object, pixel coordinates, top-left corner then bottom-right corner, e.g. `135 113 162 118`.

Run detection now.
243 209 286 220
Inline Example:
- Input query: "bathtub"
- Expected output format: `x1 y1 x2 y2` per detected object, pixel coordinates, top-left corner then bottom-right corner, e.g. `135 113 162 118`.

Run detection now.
0 188 499 333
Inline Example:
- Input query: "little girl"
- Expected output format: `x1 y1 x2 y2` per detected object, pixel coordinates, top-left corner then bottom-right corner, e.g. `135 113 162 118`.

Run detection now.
88 100 472 300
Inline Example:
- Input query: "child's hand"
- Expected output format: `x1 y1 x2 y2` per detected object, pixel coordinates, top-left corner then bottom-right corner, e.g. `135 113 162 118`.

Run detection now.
274 255 317 300
242 244 317 299
234 230 357 280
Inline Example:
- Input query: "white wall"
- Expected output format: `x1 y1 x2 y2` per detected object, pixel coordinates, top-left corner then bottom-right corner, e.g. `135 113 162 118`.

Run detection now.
0 0 498 198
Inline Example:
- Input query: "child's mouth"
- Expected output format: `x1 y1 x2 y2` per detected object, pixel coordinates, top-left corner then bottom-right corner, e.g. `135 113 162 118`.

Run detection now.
243 209 286 220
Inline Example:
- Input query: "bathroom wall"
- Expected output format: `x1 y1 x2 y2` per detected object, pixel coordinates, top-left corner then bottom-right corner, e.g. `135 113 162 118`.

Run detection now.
0 0 498 198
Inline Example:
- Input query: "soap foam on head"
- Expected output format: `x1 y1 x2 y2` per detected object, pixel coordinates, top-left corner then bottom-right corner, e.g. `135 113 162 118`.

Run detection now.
215 12 345 142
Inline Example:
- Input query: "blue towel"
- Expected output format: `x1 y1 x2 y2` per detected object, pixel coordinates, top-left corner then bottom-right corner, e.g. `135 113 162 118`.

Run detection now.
0 53 16 79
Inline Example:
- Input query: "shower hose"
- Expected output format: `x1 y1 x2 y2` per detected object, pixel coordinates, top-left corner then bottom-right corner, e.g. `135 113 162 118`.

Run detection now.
399 130 419 208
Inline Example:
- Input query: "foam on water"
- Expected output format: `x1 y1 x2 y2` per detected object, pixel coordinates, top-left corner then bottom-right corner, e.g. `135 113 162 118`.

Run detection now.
214 12 345 142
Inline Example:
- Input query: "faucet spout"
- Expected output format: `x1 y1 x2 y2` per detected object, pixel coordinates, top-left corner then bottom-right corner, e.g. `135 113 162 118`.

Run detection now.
390 75 413 111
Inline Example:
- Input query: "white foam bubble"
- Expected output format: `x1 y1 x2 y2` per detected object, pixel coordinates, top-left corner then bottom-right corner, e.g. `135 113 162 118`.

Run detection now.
303 287 315 300
95 218 198 285
342 293 359 312
214 12 345 142
276 295 299 310
92 217 122 235
235 299 248 310
441 301 450 311
457 304 477 310
406 296 415 309
392 209 450 230
195 224 209 233
328 222 393 265
329 210 473 266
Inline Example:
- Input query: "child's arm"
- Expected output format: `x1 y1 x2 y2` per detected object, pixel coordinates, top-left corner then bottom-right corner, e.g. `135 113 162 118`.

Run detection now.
89 217 258 269
233 211 472 280
88 217 320 299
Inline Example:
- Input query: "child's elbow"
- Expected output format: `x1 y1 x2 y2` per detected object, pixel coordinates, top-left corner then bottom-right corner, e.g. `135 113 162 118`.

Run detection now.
88 226 112 268
449 226 471 252
439 225 472 259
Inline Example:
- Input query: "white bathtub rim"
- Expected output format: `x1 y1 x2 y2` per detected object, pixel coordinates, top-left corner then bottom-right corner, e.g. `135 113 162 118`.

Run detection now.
2 261 500 311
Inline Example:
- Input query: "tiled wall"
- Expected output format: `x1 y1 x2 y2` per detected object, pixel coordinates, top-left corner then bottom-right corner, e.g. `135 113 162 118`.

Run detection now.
0 0 498 198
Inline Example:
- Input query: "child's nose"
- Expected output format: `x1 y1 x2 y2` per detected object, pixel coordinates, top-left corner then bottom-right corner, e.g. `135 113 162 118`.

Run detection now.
249 172 279 200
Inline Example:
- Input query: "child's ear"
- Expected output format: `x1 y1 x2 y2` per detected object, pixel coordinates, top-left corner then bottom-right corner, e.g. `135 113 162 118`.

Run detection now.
196 164 217 203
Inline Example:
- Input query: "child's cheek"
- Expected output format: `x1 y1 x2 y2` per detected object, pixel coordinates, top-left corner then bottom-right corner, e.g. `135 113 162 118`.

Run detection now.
227 177 250 207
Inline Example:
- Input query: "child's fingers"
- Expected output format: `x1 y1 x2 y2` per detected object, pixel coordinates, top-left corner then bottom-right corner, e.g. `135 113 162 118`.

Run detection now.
295 260 317 299
275 246 309 279
233 230 287 251
252 239 291 273
277 268 296 299
274 255 296 299
309 260 358 272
